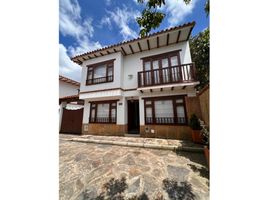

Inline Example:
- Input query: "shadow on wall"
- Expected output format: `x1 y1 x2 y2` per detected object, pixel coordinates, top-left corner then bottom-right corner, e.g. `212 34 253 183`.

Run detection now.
80 177 196 200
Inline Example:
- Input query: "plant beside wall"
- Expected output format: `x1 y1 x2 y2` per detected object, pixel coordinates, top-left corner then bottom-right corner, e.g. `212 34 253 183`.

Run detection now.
199 119 209 168
189 114 203 144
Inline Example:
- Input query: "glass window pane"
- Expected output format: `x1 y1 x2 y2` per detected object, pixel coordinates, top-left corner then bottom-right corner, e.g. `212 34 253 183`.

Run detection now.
170 56 178 66
91 109 95 121
88 71 93 79
97 103 109 118
145 107 152 117
111 108 116 118
94 65 106 78
162 58 169 68
152 60 159 69
144 61 151 71
176 106 185 123
108 67 113 76
154 100 174 118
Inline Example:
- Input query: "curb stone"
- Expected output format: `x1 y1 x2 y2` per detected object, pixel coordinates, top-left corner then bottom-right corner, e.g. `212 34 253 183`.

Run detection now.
61 138 203 152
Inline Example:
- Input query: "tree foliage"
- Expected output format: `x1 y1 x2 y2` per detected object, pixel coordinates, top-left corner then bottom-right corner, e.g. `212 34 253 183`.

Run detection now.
136 0 209 36
190 28 209 90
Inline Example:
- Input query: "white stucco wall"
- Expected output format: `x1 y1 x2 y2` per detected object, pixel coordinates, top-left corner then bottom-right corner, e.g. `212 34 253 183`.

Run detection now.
59 81 79 98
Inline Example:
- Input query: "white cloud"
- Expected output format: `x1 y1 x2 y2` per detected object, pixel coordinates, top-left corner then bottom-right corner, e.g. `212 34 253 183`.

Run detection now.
163 0 198 26
68 36 102 57
59 0 102 56
59 0 84 39
106 6 140 40
59 44 81 82
99 16 112 30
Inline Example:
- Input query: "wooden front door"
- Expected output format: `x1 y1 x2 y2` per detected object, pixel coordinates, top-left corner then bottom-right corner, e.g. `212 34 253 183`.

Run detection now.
60 108 83 134
127 100 140 134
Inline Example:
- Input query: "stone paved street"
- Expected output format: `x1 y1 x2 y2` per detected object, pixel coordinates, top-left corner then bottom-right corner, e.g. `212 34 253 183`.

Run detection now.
60 135 209 200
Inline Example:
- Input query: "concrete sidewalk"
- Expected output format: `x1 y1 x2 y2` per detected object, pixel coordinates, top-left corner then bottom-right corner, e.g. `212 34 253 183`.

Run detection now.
60 134 204 152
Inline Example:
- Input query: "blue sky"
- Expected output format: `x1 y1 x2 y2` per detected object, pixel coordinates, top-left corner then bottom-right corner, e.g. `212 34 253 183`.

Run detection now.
59 0 209 81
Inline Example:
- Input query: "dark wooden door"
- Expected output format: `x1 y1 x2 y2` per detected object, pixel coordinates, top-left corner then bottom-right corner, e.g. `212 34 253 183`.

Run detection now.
127 100 140 134
60 108 83 134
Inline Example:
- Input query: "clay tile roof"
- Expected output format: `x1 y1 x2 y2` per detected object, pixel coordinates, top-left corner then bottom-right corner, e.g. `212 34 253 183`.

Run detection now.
59 75 80 86
71 21 195 64
59 94 79 100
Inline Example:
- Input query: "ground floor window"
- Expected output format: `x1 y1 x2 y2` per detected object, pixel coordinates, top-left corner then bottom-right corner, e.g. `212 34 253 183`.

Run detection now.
89 100 117 123
144 95 187 125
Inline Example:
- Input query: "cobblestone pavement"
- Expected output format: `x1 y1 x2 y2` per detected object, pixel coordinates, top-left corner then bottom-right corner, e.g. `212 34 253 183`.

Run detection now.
60 136 209 200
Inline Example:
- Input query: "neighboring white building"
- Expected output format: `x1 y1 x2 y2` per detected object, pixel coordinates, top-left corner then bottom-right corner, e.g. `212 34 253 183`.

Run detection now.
59 75 83 134
59 75 80 98
71 22 202 140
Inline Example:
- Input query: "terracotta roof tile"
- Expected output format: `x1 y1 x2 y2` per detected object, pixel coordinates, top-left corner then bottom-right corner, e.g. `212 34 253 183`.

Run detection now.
59 75 80 86
71 21 195 63
59 94 79 100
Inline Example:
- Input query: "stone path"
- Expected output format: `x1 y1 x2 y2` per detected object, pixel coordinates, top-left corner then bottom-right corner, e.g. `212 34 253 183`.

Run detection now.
60 134 204 152
60 135 209 200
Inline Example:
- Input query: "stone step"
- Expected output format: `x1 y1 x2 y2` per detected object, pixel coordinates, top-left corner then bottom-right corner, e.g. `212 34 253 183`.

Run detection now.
61 136 204 153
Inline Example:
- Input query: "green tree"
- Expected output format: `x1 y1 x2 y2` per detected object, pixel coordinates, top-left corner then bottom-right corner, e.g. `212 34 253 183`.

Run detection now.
136 0 209 37
190 28 209 90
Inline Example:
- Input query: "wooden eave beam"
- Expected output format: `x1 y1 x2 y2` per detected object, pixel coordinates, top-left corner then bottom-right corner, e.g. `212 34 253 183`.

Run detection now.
121 47 127 55
150 89 153 93
176 30 181 43
166 33 169 46
140 90 143 93
99 52 104 56
160 88 163 91
186 27 194 40
182 86 186 89
77 58 84 62
137 42 142 52
156 36 159 48
129 44 134 54
113 48 117 52
107 50 110 54
147 39 150 50
171 86 174 91
93 54 98 58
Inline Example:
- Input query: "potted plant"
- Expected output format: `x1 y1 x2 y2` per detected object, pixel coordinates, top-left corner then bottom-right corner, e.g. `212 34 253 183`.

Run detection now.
189 114 203 144
200 119 209 168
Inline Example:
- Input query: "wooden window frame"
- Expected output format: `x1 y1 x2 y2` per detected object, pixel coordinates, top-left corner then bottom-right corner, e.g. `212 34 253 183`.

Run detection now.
143 95 187 125
86 59 115 85
141 50 181 71
89 100 118 124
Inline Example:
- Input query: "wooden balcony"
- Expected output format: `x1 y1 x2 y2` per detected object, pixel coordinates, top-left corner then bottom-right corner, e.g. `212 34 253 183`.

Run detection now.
138 63 197 88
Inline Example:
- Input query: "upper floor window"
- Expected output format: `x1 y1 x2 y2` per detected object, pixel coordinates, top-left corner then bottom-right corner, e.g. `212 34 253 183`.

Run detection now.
142 50 181 71
86 59 115 85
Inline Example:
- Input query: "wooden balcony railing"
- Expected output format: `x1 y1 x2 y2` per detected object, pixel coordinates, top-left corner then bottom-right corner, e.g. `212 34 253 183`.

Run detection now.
86 75 113 85
138 63 197 87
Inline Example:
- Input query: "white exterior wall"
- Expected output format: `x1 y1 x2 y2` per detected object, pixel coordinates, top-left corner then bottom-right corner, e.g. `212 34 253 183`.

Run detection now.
59 81 79 98
83 102 90 124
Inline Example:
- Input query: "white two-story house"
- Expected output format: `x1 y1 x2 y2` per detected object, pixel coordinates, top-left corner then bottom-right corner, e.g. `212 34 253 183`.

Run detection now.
71 22 202 140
